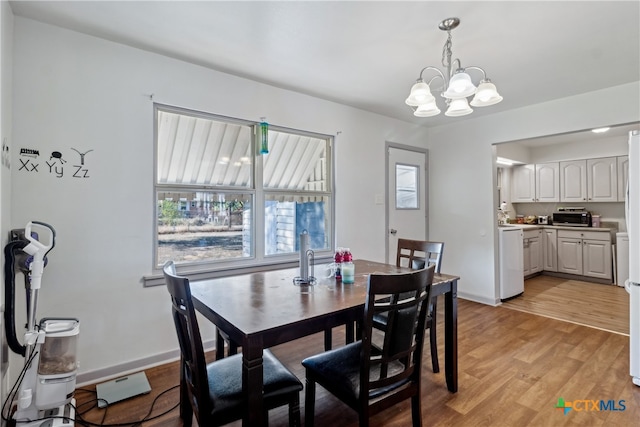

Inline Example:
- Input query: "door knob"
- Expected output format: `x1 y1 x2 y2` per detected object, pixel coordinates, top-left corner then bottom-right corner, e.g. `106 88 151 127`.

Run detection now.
390 228 397 235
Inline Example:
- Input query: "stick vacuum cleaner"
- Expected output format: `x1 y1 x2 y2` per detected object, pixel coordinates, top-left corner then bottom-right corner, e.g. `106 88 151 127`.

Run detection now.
3 222 79 426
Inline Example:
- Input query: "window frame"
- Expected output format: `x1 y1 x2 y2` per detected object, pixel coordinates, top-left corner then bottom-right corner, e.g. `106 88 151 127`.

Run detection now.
148 103 335 284
395 162 420 210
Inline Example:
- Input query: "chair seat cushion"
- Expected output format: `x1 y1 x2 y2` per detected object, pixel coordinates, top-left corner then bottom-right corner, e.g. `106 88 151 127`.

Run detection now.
302 342 407 402
208 349 302 419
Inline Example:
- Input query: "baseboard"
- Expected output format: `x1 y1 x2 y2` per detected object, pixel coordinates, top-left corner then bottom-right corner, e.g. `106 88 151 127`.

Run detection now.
541 271 613 285
76 339 215 387
456 291 500 307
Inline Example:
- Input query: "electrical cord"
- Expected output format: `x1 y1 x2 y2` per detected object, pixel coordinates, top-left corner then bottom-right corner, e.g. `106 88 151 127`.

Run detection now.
3 354 179 427
70 384 180 427
1 346 39 424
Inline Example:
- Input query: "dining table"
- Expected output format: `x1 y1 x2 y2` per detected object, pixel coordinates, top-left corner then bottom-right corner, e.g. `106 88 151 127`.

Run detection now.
190 259 460 427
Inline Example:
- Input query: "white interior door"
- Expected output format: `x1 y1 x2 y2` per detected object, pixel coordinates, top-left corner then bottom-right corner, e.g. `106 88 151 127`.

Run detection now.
386 145 427 263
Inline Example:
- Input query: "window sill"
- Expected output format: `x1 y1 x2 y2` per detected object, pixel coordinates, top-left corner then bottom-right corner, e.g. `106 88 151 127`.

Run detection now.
143 255 333 287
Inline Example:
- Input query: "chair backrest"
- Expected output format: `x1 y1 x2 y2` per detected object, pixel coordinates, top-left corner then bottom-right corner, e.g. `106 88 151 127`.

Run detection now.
360 265 435 403
396 238 444 273
163 261 213 419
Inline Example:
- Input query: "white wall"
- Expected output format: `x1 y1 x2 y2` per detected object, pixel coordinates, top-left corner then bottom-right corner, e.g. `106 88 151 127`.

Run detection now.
531 136 629 163
0 0 13 405
497 133 630 164
10 18 429 383
426 82 640 305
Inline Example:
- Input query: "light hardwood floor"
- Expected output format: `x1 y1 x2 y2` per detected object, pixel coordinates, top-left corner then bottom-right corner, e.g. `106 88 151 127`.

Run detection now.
501 274 629 335
73 294 640 426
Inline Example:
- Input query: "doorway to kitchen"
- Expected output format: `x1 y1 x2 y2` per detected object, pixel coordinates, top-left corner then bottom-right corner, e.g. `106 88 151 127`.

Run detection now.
493 123 638 332
385 142 428 264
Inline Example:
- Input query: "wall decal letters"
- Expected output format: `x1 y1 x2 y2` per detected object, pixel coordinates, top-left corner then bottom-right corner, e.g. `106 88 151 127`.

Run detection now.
19 147 94 179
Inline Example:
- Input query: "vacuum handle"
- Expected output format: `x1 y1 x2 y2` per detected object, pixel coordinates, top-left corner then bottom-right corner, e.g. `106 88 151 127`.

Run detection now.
23 221 55 256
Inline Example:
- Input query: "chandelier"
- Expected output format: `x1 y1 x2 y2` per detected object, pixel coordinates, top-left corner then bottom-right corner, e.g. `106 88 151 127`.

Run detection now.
405 17 503 117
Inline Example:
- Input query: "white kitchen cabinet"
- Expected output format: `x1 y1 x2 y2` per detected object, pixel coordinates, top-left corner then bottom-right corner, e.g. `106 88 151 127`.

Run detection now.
542 228 558 272
560 160 587 202
583 238 613 279
557 235 583 275
536 162 560 202
523 229 542 276
587 157 617 202
618 155 629 202
560 157 618 203
511 162 558 203
511 164 536 202
557 230 612 281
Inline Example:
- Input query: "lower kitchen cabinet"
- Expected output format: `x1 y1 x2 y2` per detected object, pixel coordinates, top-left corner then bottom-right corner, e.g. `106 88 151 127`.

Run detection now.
523 229 543 276
542 228 558 272
557 229 612 280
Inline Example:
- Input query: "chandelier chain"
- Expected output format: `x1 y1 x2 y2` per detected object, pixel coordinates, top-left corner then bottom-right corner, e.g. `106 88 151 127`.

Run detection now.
441 31 453 69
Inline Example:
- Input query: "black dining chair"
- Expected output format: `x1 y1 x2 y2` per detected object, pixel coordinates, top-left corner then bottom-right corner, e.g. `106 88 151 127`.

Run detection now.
302 265 435 427
394 238 444 373
163 261 303 426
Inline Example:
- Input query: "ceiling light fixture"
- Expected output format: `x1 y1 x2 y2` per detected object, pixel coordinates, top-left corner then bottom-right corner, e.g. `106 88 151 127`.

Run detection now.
405 17 503 118
591 127 611 134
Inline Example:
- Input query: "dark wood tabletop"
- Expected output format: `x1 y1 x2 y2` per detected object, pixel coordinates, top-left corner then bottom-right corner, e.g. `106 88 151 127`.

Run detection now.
190 259 459 426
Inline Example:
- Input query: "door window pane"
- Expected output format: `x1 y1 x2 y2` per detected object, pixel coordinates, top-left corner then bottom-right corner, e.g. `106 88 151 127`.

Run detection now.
396 164 419 209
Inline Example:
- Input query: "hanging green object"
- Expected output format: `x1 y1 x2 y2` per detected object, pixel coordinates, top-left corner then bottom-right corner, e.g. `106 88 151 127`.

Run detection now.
259 120 269 154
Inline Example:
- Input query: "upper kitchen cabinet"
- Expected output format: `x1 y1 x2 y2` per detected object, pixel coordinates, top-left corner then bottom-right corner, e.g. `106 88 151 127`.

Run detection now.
588 157 617 202
535 162 560 202
560 157 618 202
511 162 559 203
511 164 535 202
560 160 587 202
618 155 629 201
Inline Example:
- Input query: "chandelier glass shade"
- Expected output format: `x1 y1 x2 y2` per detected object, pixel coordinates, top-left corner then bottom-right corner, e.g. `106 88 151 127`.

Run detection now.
405 17 503 118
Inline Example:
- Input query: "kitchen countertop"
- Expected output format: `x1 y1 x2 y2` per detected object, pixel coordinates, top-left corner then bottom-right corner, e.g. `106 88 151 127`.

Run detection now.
499 224 617 232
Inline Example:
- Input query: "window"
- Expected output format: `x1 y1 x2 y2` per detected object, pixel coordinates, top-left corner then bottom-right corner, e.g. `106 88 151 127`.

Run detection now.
395 163 419 209
154 105 333 272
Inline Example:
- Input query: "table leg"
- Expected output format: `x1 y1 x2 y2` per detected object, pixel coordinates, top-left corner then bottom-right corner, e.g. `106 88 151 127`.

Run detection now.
216 330 225 360
345 321 355 343
324 328 332 351
243 339 266 426
444 279 458 393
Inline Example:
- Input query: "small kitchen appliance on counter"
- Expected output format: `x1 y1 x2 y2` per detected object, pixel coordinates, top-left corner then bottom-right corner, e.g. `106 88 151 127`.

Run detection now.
552 208 592 227
537 215 551 225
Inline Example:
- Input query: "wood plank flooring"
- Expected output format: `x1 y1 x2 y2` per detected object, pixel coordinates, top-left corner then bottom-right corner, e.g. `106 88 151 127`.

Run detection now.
501 275 629 335
73 295 640 426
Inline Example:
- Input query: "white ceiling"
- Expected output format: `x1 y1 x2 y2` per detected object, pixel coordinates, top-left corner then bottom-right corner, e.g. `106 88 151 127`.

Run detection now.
8 1 640 129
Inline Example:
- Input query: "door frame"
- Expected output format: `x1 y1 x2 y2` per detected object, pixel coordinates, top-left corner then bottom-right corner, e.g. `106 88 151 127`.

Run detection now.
385 141 429 263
